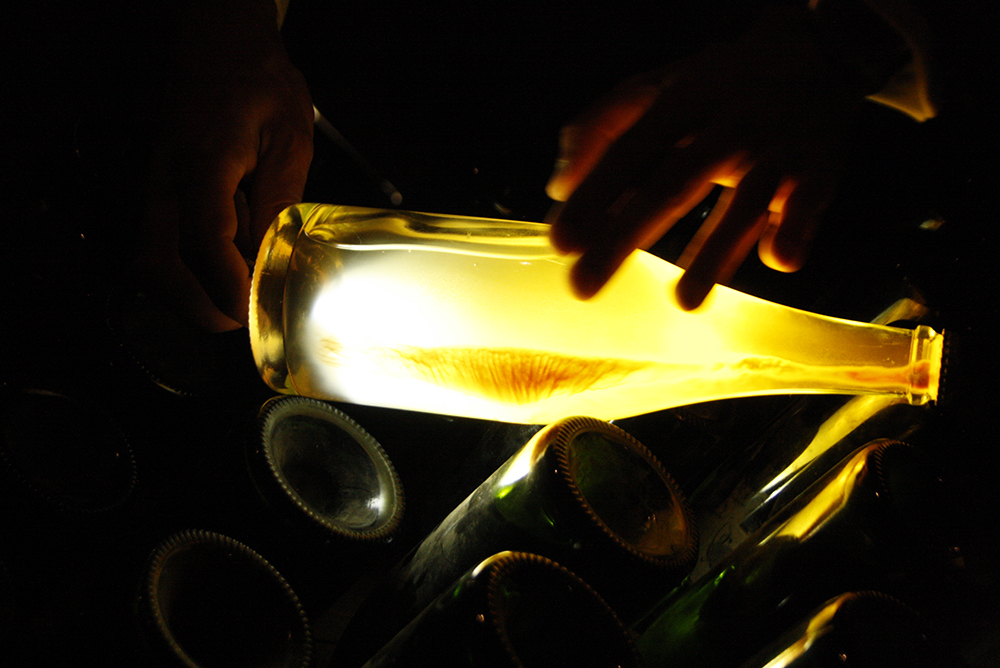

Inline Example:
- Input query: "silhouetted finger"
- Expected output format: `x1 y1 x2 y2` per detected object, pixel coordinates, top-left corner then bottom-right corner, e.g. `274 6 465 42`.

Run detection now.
676 163 780 309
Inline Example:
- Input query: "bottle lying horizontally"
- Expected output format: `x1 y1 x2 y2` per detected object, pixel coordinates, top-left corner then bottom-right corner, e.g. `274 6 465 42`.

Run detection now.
634 439 959 668
250 204 946 424
137 530 312 668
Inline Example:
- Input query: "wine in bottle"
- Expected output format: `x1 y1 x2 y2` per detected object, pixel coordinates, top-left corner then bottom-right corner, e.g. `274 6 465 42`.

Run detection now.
250 204 944 424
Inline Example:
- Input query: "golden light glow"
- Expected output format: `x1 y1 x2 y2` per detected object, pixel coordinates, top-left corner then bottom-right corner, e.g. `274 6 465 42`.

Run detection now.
759 394 903 500
772 445 872 541
471 551 516 578
251 205 945 424
756 597 842 668
388 346 646 406
495 425 552 489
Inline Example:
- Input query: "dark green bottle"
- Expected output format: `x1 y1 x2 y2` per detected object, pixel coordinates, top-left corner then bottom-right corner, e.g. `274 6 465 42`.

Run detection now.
636 439 956 668
337 416 696 666
361 551 642 668
235 395 406 614
248 395 405 545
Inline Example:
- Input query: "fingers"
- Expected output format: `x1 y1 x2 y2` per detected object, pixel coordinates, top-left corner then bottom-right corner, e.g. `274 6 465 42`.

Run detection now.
133 204 247 333
137 111 258 331
552 124 743 299
133 246 247 333
546 73 663 203
566 173 718 300
247 122 313 251
549 92 706 247
137 70 314 332
676 164 780 310
174 148 255 326
759 166 840 273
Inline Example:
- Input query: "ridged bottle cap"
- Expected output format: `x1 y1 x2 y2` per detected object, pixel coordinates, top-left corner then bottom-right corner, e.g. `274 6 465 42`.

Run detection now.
251 396 405 542
544 416 698 572
484 552 643 668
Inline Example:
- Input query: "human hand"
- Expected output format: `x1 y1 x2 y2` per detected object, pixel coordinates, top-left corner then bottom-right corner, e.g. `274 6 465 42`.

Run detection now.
135 2 313 332
547 6 865 310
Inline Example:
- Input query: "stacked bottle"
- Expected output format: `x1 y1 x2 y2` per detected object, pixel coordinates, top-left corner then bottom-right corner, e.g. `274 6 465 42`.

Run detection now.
740 591 935 668
359 551 642 668
336 416 697 666
136 529 313 668
635 439 958 668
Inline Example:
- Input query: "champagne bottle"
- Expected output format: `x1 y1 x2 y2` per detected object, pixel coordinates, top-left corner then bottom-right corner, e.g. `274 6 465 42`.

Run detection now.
335 416 696 666
739 591 935 668
359 551 642 668
239 396 407 611
250 204 945 424
643 297 938 578
635 439 957 668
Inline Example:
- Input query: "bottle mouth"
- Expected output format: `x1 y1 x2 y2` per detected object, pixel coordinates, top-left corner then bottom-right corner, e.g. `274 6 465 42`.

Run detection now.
831 591 929 668
549 417 697 567
869 438 956 549
906 325 946 406
250 205 312 394
142 530 312 668
255 396 404 540
484 552 641 668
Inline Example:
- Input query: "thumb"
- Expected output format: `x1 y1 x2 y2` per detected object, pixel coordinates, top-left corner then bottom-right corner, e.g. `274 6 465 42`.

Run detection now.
248 130 314 252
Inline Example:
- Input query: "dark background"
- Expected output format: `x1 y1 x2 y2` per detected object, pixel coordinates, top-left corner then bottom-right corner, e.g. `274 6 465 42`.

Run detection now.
2 2 998 666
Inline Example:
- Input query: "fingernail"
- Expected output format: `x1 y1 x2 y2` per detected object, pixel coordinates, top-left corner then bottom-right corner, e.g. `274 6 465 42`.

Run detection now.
545 158 571 201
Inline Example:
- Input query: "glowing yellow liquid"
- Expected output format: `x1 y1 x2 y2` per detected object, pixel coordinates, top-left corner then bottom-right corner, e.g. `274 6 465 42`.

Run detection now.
251 205 942 424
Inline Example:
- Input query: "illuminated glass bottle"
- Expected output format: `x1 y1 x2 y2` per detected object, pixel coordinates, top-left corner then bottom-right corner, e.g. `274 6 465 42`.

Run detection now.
359 551 642 668
250 204 945 424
